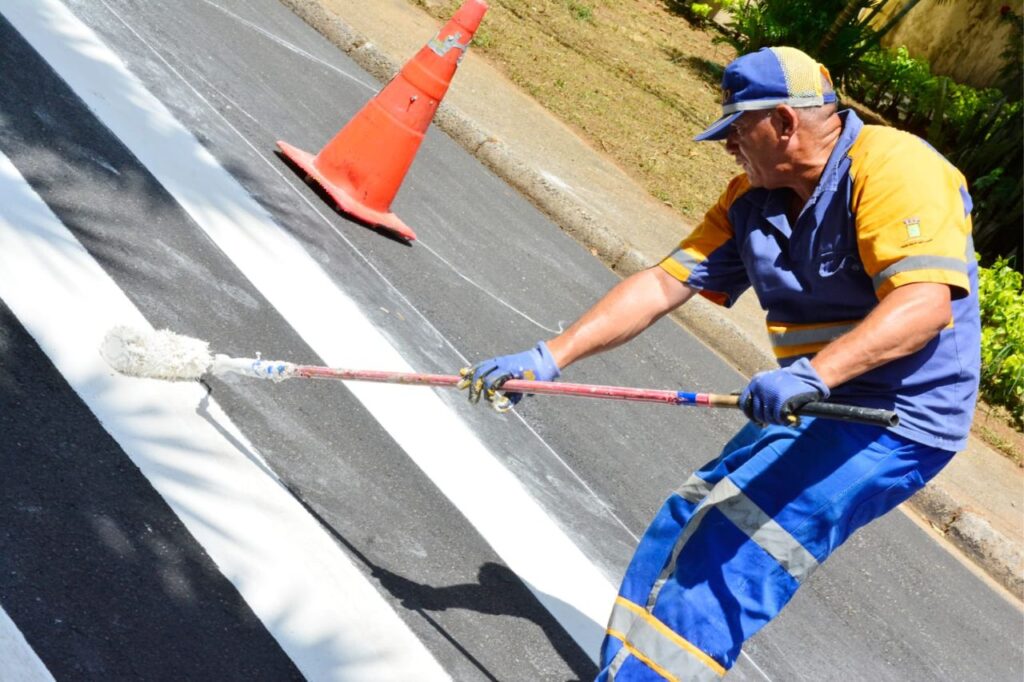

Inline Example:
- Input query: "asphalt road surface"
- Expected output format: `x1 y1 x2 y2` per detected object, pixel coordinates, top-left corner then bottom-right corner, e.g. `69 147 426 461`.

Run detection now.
0 1 1021 680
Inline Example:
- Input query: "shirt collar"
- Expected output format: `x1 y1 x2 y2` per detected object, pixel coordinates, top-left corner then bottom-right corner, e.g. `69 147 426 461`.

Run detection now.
814 109 862 197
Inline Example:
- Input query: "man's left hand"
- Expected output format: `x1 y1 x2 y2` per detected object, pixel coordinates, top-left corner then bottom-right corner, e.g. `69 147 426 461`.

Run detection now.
741 358 830 425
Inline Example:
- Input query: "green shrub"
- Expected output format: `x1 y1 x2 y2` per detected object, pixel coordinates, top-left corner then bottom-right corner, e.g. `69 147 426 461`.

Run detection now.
567 1 594 23
718 0 826 56
690 3 715 23
848 47 1011 141
952 100 1023 267
716 0 900 82
847 46 932 117
666 0 726 28
978 257 1024 429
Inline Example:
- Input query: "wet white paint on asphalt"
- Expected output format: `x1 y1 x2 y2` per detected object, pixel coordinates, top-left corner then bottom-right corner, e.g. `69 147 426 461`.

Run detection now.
0 604 55 682
4 0 617 666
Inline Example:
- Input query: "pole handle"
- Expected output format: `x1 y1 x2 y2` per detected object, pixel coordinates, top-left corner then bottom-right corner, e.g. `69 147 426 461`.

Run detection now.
711 394 898 427
290 367 898 427
795 401 899 427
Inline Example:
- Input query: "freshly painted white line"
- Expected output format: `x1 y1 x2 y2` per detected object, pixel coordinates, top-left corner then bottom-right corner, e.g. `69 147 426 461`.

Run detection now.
4 0 617 658
0 604 55 682
0 153 449 681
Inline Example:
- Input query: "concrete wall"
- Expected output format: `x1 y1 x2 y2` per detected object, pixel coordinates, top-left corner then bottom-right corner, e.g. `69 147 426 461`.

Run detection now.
874 0 1019 89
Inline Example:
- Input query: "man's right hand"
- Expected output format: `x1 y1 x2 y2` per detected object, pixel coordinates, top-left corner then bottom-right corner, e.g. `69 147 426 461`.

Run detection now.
459 341 561 409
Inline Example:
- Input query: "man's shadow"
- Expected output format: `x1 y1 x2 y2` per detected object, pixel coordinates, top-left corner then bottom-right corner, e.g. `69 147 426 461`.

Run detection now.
372 561 597 681
291 493 598 681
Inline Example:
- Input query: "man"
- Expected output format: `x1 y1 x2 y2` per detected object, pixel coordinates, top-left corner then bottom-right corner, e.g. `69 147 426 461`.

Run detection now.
460 46 979 680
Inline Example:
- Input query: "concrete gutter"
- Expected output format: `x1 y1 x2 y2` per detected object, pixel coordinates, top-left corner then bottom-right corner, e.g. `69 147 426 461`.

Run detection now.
279 0 1023 601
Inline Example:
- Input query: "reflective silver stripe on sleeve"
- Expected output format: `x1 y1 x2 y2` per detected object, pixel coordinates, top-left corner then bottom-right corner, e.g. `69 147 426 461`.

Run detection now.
768 323 856 348
647 477 818 610
606 600 724 681
666 247 702 274
677 474 713 503
872 255 967 290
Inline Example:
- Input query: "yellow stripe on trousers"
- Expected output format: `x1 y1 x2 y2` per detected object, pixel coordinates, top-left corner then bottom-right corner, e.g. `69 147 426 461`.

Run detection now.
606 597 725 680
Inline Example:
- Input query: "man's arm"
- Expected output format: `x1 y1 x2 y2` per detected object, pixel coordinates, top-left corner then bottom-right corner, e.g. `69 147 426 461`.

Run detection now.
547 266 698 370
741 281 953 425
459 266 697 406
811 282 953 388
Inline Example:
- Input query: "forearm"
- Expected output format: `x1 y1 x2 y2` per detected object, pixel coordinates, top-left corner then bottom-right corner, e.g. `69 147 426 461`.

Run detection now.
811 282 952 388
547 266 697 369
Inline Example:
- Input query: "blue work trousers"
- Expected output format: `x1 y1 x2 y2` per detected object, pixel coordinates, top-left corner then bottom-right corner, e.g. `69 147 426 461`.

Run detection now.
598 418 954 681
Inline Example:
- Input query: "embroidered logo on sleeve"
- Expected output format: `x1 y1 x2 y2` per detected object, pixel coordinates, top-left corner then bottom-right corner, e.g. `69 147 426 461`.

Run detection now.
901 217 931 246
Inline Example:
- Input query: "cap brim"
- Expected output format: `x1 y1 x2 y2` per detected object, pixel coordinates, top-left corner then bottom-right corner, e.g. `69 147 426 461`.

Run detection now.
694 111 742 142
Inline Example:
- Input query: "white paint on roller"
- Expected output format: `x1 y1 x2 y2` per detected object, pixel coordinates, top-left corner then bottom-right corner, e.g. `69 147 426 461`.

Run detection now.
0 604 56 682
0 150 449 681
5 0 616 663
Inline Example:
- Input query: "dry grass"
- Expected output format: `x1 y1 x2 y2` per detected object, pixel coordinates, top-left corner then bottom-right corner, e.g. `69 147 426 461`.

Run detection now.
415 0 740 217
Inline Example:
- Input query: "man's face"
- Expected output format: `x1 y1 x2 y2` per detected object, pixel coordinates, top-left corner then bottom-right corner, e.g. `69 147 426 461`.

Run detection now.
724 109 783 188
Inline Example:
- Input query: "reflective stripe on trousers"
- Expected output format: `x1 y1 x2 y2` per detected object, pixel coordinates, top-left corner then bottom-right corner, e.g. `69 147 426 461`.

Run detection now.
646 476 819 609
605 596 724 681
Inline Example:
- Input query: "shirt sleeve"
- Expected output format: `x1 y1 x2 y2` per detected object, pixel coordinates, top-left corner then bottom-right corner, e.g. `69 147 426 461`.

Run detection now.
659 174 751 307
849 128 973 301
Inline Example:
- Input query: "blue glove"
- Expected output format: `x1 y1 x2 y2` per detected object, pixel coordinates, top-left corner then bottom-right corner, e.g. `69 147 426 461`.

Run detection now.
459 341 561 408
741 357 830 425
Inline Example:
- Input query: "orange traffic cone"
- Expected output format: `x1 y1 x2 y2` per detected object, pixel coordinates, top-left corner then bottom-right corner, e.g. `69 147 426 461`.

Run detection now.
277 0 488 241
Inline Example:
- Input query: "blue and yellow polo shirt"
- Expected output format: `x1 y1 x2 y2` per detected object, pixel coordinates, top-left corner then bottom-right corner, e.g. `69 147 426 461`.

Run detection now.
661 110 980 451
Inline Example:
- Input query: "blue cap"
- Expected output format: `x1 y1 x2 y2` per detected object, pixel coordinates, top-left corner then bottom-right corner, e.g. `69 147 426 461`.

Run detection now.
695 47 836 142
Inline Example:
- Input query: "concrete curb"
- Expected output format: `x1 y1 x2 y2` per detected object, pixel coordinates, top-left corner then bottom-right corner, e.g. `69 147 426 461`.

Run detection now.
280 0 1022 602
911 484 1023 599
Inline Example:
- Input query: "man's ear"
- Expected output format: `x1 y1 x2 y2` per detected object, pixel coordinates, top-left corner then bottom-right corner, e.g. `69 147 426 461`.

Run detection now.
773 105 799 140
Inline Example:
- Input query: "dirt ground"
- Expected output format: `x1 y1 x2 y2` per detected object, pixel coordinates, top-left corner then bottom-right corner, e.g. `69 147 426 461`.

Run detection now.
974 401 1024 465
413 0 1022 463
